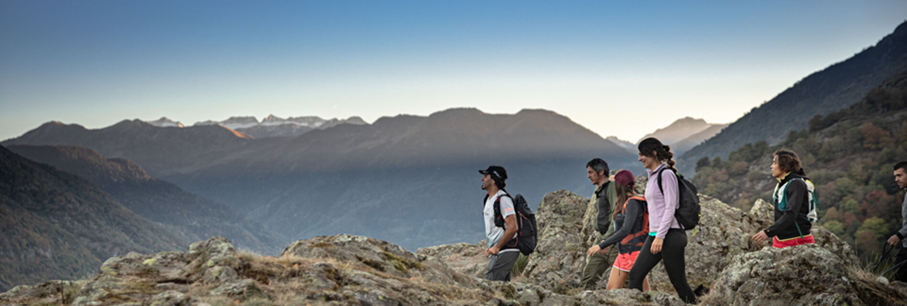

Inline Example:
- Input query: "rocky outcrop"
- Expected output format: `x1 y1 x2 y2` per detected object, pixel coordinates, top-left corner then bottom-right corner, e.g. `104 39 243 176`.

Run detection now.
416 241 487 279
522 190 600 292
3 235 532 305
3 190 903 305
708 244 907 305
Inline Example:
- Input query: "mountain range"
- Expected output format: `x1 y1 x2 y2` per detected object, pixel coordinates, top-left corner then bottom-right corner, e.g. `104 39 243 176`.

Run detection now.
3 108 639 251
145 115 368 139
678 20 907 174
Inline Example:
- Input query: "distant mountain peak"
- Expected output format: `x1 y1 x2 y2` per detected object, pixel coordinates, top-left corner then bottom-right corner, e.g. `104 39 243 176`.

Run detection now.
637 117 715 144
145 117 184 128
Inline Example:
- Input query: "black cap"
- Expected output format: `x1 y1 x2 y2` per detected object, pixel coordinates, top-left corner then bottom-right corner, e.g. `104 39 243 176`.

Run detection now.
479 166 507 181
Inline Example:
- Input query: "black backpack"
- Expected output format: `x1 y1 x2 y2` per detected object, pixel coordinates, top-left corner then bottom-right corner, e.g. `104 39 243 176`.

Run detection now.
656 168 701 231
493 193 538 255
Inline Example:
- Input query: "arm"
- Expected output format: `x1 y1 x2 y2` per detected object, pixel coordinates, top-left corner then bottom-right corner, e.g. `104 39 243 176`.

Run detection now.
598 199 640 249
596 182 615 234
889 199 907 245
656 170 679 239
486 196 517 256
764 180 807 237
488 214 518 255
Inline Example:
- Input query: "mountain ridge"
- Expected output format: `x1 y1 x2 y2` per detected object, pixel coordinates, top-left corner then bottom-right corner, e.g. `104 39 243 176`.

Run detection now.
678 21 907 175
3 108 637 250
0 145 186 291
6 145 289 255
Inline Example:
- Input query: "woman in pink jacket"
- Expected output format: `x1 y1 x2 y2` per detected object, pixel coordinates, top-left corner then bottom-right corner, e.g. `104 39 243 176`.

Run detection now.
627 137 696 304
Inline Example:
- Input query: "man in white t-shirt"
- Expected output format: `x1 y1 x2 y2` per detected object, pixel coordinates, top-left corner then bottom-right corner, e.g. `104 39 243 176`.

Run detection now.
480 165 519 281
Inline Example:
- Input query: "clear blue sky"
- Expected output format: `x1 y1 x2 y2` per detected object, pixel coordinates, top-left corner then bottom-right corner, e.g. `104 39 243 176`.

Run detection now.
1 1 904 142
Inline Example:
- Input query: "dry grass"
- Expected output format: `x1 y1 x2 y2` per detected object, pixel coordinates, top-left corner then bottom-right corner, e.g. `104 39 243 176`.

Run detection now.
225 251 505 305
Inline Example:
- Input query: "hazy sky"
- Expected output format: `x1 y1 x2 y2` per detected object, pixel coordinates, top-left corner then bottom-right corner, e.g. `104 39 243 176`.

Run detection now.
1 1 905 142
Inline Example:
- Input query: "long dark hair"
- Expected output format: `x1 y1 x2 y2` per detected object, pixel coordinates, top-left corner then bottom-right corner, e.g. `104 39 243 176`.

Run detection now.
638 137 677 173
614 181 637 219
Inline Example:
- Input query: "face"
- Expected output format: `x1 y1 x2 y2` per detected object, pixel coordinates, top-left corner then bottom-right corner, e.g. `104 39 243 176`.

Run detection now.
481 174 494 191
770 155 786 178
587 166 606 186
895 168 907 189
638 152 658 169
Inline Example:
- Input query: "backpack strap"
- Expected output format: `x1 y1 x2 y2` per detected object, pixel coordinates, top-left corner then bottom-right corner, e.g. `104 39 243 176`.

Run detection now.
655 167 686 230
625 196 647 213
493 193 514 227
656 168 666 195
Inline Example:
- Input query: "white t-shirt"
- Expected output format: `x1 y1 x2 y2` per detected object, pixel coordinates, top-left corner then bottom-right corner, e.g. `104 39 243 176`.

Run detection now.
483 190 518 252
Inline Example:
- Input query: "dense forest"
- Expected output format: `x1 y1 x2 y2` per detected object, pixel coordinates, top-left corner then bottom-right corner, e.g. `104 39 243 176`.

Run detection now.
691 70 907 258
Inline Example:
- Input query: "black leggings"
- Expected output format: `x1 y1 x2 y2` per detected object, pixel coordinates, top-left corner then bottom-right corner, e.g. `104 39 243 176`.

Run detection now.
628 229 696 303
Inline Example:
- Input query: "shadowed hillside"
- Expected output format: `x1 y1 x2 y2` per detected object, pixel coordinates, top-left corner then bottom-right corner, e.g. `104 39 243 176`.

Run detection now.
0 146 186 291
6 145 289 255
679 21 907 175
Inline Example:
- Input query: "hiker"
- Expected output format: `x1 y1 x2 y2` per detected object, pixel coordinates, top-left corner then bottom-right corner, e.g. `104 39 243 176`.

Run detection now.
887 161 907 282
581 158 618 290
751 149 816 248
627 138 697 303
586 169 651 291
480 165 519 281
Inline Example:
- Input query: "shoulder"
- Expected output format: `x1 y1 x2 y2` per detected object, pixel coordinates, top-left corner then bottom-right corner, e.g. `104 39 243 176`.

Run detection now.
497 193 514 205
659 168 678 182
787 178 808 190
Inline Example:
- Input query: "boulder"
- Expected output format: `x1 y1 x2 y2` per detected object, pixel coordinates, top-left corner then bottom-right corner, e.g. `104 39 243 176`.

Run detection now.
707 243 907 305
520 190 597 292
416 241 487 279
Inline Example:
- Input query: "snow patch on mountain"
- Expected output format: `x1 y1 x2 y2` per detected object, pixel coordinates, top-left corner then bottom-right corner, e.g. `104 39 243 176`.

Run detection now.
188 115 368 138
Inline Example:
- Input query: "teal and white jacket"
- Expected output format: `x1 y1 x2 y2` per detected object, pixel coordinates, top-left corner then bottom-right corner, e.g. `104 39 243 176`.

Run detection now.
766 171 814 240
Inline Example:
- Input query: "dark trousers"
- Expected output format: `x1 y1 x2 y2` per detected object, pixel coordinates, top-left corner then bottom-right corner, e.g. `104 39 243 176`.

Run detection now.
485 251 520 281
628 229 696 303
895 246 907 283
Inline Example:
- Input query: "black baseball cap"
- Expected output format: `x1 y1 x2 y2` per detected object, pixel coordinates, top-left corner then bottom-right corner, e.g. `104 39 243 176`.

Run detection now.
479 166 507 180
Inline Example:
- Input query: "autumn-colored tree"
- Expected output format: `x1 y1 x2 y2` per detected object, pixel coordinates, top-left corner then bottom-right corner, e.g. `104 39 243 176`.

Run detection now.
860 122 893 150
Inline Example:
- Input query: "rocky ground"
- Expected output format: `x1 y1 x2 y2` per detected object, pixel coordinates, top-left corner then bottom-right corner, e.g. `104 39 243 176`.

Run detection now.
3 189 907 305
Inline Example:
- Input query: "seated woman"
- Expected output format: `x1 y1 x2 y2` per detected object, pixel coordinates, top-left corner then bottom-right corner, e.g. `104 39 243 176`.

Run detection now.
586 169 650 290
752 149 817 248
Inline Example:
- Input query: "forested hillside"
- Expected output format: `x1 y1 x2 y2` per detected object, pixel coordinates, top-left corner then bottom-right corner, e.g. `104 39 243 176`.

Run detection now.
678 21 907 175
0 146 185 291
692 70 907 257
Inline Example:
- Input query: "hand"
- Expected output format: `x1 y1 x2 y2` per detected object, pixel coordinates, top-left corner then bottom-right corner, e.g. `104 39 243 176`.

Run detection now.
752 230 769 244
485 246 500 257
889 235 902 246
650 238 664 254
587 245 601 257
598 246 610 255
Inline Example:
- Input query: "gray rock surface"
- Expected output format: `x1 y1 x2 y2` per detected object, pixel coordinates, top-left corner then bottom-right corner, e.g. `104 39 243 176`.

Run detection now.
521 190 596 292
707 243 907 305
2 191 903 306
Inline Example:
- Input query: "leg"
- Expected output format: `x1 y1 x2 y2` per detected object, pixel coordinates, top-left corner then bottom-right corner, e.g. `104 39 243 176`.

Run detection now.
628 236 661 290
661 230 696 303
894 246 907 283
605 267 628 290
485 251 520 281
582 252 610 290
642 276 650 292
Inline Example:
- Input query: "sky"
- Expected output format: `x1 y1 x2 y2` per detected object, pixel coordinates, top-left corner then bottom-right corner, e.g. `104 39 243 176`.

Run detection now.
1 1 905 143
